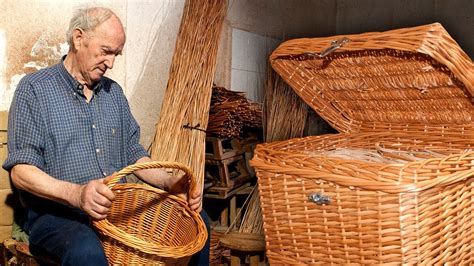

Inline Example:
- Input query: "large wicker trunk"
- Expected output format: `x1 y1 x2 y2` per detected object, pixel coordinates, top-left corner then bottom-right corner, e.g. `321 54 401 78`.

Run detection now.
251 23 474 264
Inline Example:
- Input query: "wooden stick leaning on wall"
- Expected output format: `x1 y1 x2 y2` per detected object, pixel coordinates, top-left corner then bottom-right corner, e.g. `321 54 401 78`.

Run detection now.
150 0 227 191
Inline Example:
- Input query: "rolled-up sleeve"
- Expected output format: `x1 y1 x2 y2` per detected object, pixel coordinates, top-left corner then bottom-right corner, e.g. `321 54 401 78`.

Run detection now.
2 79 45 171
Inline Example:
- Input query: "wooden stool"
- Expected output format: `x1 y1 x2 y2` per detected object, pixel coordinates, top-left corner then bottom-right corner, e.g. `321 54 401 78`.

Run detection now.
219 232 265 266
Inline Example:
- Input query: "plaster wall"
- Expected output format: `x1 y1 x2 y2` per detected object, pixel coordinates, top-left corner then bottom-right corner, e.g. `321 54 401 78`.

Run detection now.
0 1 125 112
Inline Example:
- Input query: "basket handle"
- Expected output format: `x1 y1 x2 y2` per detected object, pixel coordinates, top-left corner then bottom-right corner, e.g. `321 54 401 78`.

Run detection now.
104 161 196 196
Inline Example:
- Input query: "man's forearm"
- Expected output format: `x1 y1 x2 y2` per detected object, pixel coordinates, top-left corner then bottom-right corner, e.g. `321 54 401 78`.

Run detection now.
133 157 172 189
10 164 82 208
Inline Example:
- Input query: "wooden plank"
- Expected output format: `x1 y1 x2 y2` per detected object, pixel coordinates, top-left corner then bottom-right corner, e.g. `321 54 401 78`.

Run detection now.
220 206 228 227
0 189 14 226
0 111 7 131
229 195 236 226
205 155 250 188
0 224 12 243
0 144 10 190
205 137 242 160
205 182 250 200
219 232 266 252
0 132 6 144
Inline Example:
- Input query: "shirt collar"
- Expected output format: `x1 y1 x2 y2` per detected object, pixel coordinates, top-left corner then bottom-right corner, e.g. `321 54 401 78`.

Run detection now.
59 55 103 95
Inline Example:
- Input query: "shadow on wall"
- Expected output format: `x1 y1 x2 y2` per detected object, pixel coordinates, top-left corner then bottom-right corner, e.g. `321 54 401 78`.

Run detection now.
127 0 185 150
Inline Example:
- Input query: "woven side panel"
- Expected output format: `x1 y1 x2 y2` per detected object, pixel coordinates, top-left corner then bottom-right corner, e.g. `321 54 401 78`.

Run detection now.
256 171 474 264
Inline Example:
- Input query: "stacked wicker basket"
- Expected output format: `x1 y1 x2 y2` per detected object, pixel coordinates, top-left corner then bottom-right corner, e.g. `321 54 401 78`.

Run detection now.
251 23 474 264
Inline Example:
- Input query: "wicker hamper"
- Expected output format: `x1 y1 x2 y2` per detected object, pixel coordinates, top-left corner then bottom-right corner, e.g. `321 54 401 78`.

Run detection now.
92 161 208 265
251 23 474 264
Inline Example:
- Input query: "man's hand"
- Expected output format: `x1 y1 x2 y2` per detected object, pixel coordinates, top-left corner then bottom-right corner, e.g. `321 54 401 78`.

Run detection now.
165 170 203 212
187 184 203 212
74 179 115 219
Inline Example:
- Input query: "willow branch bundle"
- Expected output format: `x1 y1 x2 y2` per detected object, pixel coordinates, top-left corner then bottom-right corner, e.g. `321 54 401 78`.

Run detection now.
207 86 263 138
263 68 308 142
150 0 227 188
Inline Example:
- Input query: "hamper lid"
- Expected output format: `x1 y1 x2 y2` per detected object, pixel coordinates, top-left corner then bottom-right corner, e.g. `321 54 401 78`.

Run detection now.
270 23 474 133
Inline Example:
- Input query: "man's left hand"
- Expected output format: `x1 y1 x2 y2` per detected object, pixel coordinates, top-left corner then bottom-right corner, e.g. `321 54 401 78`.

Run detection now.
165 170 202 213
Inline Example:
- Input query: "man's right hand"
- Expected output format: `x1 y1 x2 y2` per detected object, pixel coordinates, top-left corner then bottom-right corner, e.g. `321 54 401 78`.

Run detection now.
75 179 115 219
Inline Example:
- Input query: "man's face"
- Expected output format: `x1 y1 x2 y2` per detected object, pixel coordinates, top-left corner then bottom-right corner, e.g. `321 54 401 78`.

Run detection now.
76 15 125 85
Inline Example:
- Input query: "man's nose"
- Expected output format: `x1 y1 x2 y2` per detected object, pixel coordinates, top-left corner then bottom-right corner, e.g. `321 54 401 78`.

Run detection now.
104 54 116 69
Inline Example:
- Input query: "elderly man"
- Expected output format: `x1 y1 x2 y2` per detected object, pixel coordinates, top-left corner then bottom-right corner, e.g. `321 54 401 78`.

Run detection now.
3 7 209 265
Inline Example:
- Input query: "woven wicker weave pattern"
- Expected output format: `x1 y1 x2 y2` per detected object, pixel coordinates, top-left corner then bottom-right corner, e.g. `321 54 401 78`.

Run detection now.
270 23 474 133
93 161 207 265
252 131 474 264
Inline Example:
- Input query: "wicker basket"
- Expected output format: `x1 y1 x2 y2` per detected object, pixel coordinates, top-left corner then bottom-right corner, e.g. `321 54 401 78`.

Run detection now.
251 23 474 264
92 161 208 265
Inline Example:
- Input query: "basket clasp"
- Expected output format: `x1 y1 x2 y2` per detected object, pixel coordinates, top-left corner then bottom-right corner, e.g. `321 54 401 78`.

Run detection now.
308 193 331 205
303 37 349 58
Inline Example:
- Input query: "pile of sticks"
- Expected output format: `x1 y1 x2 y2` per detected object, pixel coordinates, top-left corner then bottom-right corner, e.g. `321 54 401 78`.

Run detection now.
207 86 262 139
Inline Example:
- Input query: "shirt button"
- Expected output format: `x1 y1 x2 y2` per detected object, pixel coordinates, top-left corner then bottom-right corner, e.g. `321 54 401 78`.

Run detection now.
96 148 101 153
92 124 96 129
103 172 107 176
73 93 77 96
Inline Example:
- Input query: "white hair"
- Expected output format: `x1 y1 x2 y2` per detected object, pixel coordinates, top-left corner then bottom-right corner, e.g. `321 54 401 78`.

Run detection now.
66 7 117 48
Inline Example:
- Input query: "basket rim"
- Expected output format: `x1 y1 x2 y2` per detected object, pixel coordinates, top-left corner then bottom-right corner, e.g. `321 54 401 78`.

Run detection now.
250 132 474 193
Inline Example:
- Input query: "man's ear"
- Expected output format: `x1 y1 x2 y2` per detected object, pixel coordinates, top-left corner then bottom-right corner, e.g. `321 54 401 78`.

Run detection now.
71 28 86 50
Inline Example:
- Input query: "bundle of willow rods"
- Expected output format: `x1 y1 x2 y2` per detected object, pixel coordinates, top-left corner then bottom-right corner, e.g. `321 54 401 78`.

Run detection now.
207 86 263 139
263 67 308 142
150 0 227 188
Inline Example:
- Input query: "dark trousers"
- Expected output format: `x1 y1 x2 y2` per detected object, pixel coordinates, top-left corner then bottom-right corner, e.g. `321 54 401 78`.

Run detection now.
26 206 211 266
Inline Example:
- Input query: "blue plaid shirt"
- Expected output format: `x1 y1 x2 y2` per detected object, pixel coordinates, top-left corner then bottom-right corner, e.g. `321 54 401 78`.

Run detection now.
3 58 149 207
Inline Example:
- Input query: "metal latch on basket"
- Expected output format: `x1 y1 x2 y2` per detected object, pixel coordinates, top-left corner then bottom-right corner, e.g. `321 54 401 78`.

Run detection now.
304 37 350 58
308 193 331 205
276 37 350 60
